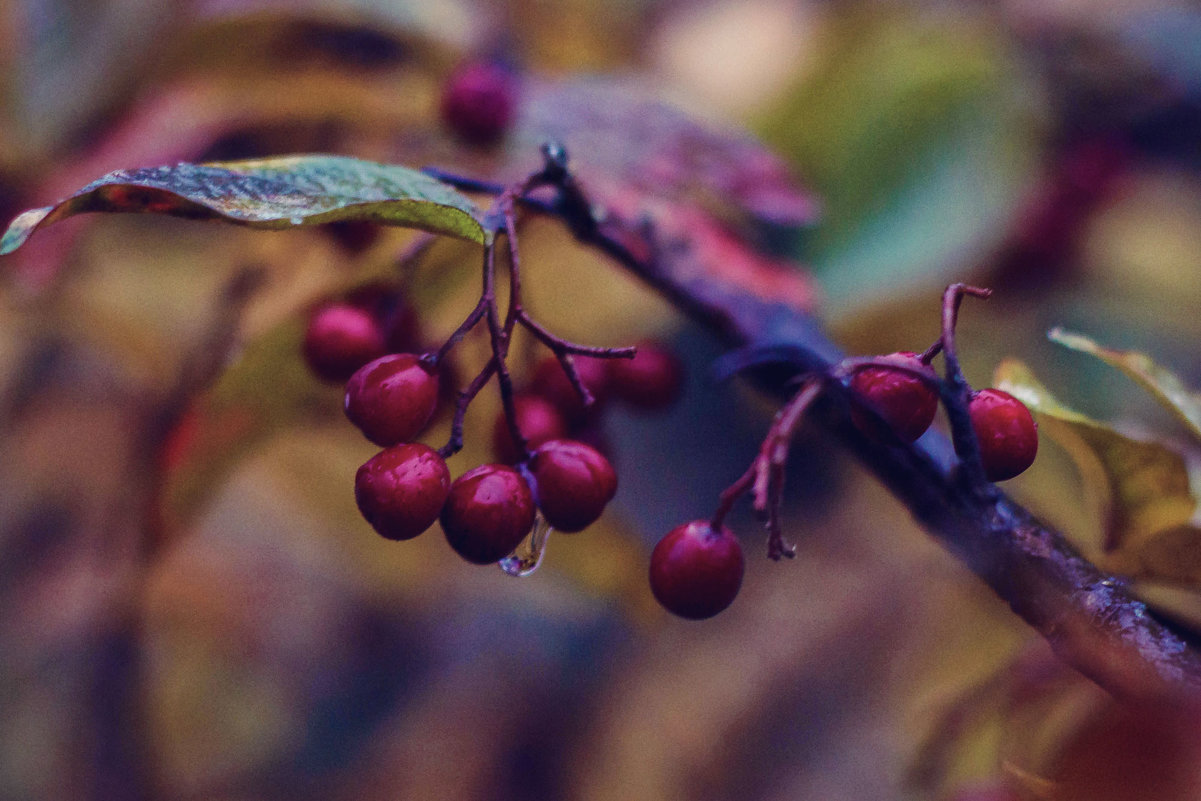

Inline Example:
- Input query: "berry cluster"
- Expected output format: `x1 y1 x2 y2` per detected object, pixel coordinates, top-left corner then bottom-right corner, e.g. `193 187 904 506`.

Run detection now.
303 126 1034 626
303 302 630 564
648 284 1039 621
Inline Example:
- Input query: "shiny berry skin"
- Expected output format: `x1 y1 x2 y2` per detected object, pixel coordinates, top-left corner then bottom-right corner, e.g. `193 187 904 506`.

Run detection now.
440 464 536 565
492 394 567 464
849 352 939 443
649 521 744 620
969 388 1038 481
302 302 387 383
529 439 617 532
608 341 684 410
440 62 517 148
344 353 440 446
355 443 451 541
529 356 610 425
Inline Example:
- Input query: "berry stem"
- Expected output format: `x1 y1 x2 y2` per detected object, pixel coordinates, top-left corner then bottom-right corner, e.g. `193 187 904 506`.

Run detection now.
439 358 498 458
429 144 639 463
938 283 995 493
711 378 821 559
916 339 943 365
481 241 529 461
429 297 487 368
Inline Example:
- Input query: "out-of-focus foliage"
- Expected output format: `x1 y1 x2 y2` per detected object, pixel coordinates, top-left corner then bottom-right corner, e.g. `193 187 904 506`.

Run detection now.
997 357 1201 583
5 1 1201 800
755 8 1039 312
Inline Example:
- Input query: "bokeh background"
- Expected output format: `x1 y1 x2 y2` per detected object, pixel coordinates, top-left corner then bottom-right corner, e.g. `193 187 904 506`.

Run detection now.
4 1 1201 799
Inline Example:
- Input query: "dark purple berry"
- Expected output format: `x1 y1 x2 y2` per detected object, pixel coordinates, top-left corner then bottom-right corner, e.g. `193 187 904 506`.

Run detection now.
969 388 1038 481
649 521 744 620
849 351 939 443
344 282 424 354
608 340 684 411
344 353 440 446
440 464 536 565
440 62 517 148
529 439 617 532
492 394 568 464
303 302 387 383
355 443 450 541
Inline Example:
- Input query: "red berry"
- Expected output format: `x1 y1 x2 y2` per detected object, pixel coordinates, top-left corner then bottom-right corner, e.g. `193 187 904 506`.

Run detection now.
344 282 424 354
969 388 1038 481
302 302 387 383
649 521 744 620
344 353 440 446
492 394 568 464
529 356 610 425
529 439 617 532
608 341 684 410
355 443 451 541
849 351 939 443
440 62 517 148
440 464 536 564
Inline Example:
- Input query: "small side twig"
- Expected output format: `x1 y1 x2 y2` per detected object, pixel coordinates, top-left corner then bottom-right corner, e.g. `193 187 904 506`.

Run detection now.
712 378 823 560
439 358 498 458
938 283 994 493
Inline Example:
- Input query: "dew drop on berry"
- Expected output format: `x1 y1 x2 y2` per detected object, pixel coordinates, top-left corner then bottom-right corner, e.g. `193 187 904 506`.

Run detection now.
498 512 553 578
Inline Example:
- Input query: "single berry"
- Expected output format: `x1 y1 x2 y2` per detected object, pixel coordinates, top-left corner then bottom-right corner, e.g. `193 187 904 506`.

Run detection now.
608 341 684 410
529 356 610 425
355 443 451 541
849 351 939 443
344 353 440 446
492 394 568 464
649 521 744 620
303 302 387 383
440 62 517 147
440 464 537 564
968 388 1038 481
344 282 423 353
529 439 617 532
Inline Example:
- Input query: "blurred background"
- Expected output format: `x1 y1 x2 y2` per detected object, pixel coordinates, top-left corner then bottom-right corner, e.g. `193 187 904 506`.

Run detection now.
4 0 1201 799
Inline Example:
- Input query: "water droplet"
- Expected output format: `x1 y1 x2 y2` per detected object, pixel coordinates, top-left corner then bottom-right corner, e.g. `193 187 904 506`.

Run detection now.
498 513 552 577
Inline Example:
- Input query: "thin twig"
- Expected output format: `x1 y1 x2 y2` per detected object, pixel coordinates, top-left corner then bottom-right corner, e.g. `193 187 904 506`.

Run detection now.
439 358 498 458
938 283 995 494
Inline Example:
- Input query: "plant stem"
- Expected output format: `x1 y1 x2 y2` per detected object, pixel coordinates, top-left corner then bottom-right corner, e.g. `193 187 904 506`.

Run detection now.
472 158 1201 702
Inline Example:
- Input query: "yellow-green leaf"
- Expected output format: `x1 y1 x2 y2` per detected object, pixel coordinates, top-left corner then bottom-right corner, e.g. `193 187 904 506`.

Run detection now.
996 358 1201 583
1049 327 1201 442
1 155 486 255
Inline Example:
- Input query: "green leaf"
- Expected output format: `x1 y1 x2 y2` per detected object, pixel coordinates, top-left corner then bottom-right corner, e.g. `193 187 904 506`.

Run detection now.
754 10 1037 313
1 155 486 255
1049 327 1201 442
995 358 1201 584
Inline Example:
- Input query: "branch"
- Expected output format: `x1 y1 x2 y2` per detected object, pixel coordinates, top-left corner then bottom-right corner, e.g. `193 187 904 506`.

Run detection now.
429 160 1201 702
